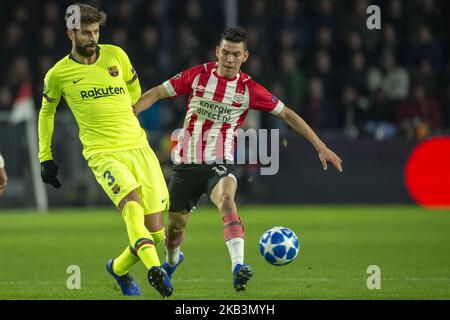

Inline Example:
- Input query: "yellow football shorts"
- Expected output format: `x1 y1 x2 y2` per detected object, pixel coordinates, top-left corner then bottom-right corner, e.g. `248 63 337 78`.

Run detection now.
87 146 169 214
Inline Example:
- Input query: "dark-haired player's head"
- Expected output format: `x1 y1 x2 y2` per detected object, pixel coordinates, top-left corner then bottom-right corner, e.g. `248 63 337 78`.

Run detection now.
216 27 249 79
65 4 107 57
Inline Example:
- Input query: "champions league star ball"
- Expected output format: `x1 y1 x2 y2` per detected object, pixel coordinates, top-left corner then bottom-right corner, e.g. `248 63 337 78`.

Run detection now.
259 226 299 266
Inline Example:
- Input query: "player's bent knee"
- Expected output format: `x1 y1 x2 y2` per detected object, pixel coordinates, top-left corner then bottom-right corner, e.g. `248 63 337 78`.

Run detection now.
167 223 185 238
221 193 233 203
168 212 188 229
219 194 236 215
164 212 188 248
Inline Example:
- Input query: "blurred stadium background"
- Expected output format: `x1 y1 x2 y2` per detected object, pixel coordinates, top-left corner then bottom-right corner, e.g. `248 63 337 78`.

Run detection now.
1 0 449 210
0 0 449 210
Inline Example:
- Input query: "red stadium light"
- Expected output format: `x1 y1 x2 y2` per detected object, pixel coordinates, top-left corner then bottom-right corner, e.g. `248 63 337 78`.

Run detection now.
405 136 450 209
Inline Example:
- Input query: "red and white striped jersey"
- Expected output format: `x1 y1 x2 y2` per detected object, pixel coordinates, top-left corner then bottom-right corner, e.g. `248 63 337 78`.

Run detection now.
163 62 285 164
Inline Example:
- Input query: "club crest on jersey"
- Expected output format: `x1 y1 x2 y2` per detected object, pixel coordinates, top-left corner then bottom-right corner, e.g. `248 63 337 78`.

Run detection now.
108 66 119 77
111 184 121 194
233 93 245 103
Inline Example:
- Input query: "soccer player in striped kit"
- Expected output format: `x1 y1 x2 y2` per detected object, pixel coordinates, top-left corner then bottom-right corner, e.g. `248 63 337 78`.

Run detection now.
133 27 343 292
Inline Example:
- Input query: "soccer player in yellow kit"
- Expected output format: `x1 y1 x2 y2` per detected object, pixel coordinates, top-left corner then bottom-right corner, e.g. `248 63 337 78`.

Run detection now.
38 4 172 297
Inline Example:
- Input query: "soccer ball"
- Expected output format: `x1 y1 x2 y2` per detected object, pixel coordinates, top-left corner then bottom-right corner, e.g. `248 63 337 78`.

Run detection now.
259 226 299 266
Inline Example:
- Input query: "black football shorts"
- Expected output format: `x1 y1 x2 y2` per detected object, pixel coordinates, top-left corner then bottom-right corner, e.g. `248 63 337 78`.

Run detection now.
168 163 237 213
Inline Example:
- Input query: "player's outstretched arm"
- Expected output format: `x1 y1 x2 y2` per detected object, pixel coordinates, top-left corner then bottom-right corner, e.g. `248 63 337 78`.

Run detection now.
277 106 343 172
133 84 170 116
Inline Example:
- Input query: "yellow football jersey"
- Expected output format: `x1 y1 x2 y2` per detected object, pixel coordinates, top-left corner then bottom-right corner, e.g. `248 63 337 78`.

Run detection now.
38 44 148 161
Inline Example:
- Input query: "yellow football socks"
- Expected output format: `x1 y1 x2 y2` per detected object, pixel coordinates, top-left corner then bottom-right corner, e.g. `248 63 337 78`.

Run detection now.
150 228 165 247
113 222 166 275
112 246 139 276
122 201 160 269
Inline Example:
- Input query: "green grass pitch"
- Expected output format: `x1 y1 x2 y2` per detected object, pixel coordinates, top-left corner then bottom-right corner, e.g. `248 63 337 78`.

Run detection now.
0 205 449 300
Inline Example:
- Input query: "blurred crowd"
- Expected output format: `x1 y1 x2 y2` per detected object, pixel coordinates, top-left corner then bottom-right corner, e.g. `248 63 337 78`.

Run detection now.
0 0 449 142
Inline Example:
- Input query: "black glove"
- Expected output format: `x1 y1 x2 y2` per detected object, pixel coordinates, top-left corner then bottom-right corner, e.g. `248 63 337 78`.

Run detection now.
41 160 61 189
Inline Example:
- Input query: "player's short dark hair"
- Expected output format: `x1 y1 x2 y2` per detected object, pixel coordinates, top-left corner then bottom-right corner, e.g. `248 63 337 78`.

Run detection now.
65 3 107 27
220 27 247 47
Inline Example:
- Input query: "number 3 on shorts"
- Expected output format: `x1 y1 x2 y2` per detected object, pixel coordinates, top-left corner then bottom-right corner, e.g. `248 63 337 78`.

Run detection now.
103 170 116 186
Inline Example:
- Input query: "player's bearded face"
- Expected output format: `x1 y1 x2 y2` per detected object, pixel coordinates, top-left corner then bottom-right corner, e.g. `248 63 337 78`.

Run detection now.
73 24 100 57
216 40 249 78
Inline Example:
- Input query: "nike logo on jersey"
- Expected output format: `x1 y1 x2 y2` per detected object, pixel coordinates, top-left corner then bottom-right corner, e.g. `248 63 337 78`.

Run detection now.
73 78 84 84
161 198 167 203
